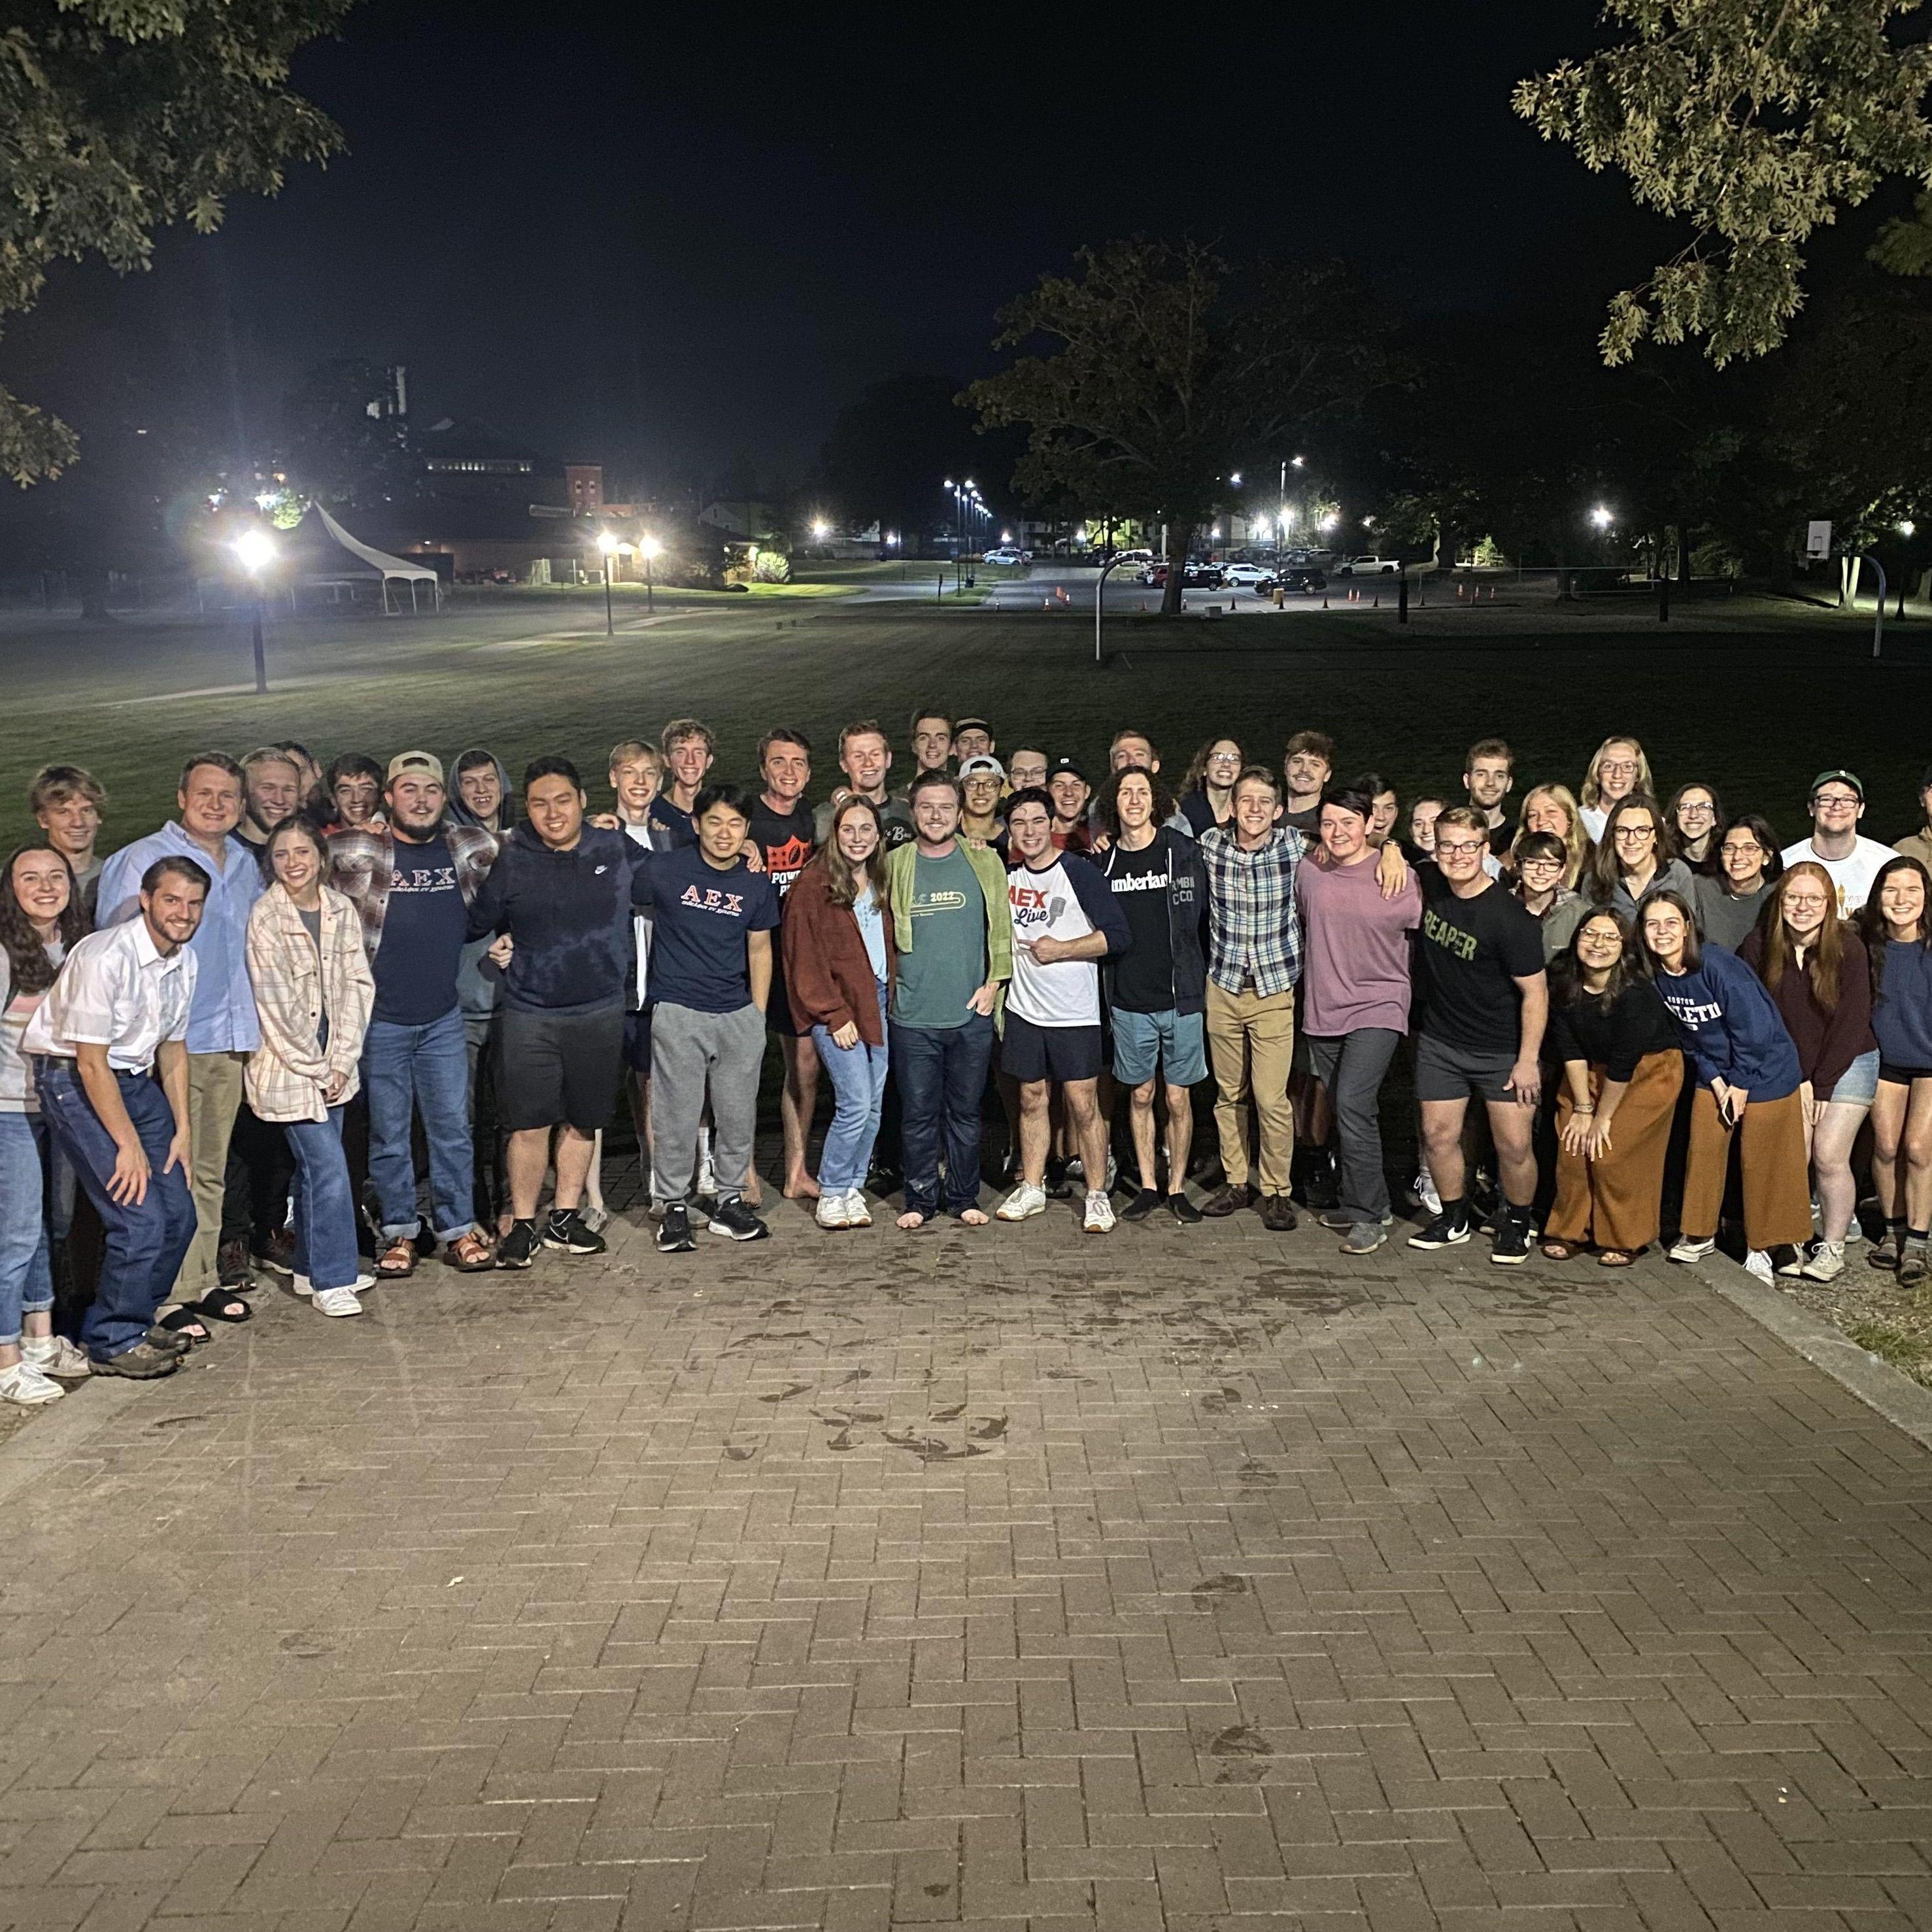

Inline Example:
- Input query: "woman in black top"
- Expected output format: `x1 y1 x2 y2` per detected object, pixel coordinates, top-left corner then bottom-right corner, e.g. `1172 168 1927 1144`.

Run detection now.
1540 908 1684 1266
1176 737 1243 837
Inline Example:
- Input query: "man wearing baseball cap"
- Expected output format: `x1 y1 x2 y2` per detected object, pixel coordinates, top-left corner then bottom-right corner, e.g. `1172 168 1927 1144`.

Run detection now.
1047 758 1094 855
1780 770 1895 918
328 750 501 1278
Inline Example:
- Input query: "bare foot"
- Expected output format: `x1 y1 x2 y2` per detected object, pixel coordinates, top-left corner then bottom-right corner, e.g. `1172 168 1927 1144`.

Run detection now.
958 1208 989 1227
782 1174 822 1200
896 1210 929 1231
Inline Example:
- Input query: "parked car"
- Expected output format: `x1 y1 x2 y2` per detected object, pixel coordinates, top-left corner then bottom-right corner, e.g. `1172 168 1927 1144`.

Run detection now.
1271 567 1327 594
982 547 1026 566
1334 554 1400 575
1137 562 1164 585
1218 562 1275 588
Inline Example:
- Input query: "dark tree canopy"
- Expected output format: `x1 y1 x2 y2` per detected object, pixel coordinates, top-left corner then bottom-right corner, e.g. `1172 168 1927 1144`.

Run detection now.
0 0 351 484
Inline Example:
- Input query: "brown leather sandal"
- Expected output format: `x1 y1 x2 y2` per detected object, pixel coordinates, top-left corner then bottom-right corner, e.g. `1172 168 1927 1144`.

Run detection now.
1538 1237 1584 1261
443 1230 495 1272
374 1236 418 1279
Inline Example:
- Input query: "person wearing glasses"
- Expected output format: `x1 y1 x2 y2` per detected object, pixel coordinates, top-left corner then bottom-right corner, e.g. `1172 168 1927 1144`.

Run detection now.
1665 781 1724 875
1407 807 1548 1264
1738 862 1878 1283
1640 890 1812 1282
1508 831 1587 962
1578 737 1653 843
1585 793 1694 923
1692 815 1782 952
1861 856 1932 1283
1516 784 1593 888
1780 770 1895 919
1177 738 1244 838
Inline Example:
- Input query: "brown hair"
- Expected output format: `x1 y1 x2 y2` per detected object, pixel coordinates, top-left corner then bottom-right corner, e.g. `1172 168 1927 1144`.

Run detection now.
817 796 892 915
27 764 105 816
0 844 88 996
1587 791 1678 904
1758 860 1847 1011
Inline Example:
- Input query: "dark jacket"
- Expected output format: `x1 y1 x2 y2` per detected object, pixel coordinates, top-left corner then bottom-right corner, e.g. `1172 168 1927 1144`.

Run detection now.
1098 826 1209 1017
465 823 649 1014
1739 925 1877 1099
328 822 498 960
781 861 896 1046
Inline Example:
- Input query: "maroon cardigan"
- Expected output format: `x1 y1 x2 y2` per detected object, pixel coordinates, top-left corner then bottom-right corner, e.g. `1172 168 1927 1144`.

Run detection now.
1738 924 1877 1100
781 860 895 1046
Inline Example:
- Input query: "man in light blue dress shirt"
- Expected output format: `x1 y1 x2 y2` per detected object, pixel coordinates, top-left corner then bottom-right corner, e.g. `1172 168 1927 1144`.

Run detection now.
94 752 263 1305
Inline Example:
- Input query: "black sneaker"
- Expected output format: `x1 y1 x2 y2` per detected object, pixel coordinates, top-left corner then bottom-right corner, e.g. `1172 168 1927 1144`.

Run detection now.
1044 1157 1071 1199
96 1341 180 1380
1120 1187 1162 1223
497 1219 539 1269
143 1325 193 1355
657 1202 698 1253
707 1196 770 1242
1490 1215 1531 1266
216 1238 255 1288
1408 1212 1472 1251
542 1209 606 1256
1167 1193 1204 1225
1260 1194 1298 1233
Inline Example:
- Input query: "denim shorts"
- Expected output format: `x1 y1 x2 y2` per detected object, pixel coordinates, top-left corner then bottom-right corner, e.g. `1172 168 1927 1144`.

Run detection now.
1111 1008 1207 1087
1823 1047 1880 1108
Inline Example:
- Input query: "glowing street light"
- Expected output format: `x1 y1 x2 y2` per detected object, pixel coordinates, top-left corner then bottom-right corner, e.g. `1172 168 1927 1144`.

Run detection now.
1899 520 1917 537
1589 504 1614 530
812 519 831 543
637 532 662 611
231 528 276 693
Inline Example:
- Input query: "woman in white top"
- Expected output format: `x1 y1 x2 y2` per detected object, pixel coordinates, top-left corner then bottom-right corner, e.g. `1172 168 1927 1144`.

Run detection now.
245 821 375 1317
1578 736 1654 842
0 845 93 1402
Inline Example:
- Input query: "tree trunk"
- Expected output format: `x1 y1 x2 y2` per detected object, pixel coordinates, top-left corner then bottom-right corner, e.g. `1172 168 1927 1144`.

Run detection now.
78 570 109 620
1161 518 1193 615
1676 522 1695 584
1433 518 1461 574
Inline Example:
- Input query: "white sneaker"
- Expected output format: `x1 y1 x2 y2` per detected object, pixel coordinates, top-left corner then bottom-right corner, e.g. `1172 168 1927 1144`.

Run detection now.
294 1272 374 1298
1415 1167 1442 1217
312 1285 365 1317
1800 1240 1846 1283
0 1361 62 1405
1776 1242 1810 1278
843 1190 872 1228
815 1193 852 1230
1669 1235 1716 1263
996 1182 1048 1221
1083 1190 1116 1234
22 1334 90 1378
1744 1248 1775 1285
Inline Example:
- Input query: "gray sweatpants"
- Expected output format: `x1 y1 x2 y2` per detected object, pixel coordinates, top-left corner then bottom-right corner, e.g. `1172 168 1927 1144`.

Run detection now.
1302 1028 1402 1225
650 1002 766 1204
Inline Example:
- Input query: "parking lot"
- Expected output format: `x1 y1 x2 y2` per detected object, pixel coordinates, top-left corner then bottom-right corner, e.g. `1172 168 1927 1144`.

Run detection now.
986 560 1418 617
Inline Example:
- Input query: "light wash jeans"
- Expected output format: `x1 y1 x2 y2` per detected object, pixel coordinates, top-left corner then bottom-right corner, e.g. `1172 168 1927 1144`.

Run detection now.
812 982 890 1195
284 1110 360 1292
361 1007 475 1241
0 1111 55 1345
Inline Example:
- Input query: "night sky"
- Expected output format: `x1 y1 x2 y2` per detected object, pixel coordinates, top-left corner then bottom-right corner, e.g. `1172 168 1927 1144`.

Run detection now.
14 0 1672 487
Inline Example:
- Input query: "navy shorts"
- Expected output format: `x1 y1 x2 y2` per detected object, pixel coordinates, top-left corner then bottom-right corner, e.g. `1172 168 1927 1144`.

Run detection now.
623 1004 654 1074
1002 1012 1104 1085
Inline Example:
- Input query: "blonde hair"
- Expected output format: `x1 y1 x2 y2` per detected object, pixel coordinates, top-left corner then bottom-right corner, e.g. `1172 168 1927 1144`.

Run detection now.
1516 783 1592 887
1580 736 1653 811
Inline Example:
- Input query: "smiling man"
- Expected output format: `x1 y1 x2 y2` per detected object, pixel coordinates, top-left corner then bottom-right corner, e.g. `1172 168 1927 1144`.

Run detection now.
651 718 717 849
814 719 914 849
1780 769 1895 917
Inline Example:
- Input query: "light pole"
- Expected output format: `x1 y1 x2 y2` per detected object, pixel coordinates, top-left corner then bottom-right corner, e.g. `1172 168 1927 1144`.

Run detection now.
596 529 618 635
232 528 276 694
639 533 661 613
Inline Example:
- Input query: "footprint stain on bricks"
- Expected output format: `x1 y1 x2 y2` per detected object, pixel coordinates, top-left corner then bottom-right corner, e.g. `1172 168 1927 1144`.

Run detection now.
1236 1460 1280 1487
825 1428 855 1451
967 1414 1008 1441
146 1414 211 1431
1198 1386 1246 1414
883 1428 987 1463
279 1633 333 1658
923 1884 951 1897
722 1442 759 1461
757 1382 813 1404
928 1401 966 1421
1208 1722 1275 1783
1191 1572 1250 1610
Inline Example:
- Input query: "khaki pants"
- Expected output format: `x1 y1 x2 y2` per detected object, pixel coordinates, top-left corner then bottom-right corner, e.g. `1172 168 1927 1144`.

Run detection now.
1206 981 1296 1195
1546 1049 1682 1254
177 1051 247 1297
1682 1085 1813 1250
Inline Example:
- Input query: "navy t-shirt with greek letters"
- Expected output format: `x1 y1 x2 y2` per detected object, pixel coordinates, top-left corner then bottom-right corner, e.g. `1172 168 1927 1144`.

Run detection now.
641 846 779 1014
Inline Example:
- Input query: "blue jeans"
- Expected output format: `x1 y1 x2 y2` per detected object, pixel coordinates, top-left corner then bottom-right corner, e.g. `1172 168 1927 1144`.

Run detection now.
889 1011 994 1217
361 1008 475 1241
35 1060 195 1362
813 983 890 1195
284 1110 359 1291
0 1112 55 1346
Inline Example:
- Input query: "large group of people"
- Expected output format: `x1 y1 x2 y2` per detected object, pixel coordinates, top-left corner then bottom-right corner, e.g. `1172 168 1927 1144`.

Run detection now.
6 719 1932 1395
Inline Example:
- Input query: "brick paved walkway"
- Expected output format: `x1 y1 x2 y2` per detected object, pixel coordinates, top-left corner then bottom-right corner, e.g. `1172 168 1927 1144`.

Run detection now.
1 1187 1929 1932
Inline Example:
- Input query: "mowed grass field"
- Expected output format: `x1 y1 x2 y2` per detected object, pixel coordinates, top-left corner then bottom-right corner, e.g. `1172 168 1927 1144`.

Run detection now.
3 589 1930 853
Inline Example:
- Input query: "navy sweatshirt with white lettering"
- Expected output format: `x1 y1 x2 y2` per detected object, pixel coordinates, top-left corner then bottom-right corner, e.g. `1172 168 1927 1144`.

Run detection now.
466 823 650 1014
1652 944 1801 1097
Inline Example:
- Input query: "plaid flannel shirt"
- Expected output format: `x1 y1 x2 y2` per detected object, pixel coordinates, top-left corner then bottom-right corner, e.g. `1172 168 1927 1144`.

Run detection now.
1198 824 1306 997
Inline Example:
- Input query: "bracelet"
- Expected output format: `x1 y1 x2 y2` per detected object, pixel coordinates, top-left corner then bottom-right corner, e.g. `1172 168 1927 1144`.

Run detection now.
1572 1105 1596 1115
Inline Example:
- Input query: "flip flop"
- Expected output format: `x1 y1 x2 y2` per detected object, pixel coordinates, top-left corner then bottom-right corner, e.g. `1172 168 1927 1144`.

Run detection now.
154 1306 212 1346
186 1288 252 1323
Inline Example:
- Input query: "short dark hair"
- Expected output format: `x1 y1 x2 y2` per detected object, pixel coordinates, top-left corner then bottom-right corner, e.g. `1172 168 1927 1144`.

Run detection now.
908 769 964 806
326 753 383 792
1233 764 1281 800
1002 785 1055 822
1283 730 1336 765
1465 737 1513 772
1318 784 1375 824
1513 830 1567 868
178 752 243 791
142 855 211 896
758 726 812 764
523 755 583 792
693 783 753 823
907 706 951 736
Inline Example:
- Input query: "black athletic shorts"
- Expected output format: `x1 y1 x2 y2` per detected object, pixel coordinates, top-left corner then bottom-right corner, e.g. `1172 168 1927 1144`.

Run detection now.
1001 1011 1104 1085
623 1004 654 1074
496 1007 624 1133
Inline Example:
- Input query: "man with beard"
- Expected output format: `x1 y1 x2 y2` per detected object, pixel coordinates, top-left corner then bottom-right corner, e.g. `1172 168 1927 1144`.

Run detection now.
329 753 500 1279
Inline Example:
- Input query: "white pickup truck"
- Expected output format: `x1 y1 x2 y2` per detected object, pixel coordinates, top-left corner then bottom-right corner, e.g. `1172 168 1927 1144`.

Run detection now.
1334 554 1400 576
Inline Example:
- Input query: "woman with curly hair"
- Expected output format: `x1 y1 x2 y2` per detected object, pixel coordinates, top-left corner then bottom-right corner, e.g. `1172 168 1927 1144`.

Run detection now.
1176 737 1243 838
0 844 93 1402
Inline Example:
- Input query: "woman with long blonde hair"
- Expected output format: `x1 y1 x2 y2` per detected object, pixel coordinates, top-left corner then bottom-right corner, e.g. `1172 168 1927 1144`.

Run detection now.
1578 736 1653 841
1516 783 1592 889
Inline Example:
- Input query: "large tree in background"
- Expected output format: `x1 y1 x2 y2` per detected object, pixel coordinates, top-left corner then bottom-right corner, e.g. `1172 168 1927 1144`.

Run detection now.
966 241 1389 613
0 0 350 484
280 358 412 507
1516 1 1932 366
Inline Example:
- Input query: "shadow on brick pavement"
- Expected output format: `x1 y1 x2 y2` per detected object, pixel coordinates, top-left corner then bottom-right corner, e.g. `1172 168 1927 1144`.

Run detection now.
0 1174 1928 1932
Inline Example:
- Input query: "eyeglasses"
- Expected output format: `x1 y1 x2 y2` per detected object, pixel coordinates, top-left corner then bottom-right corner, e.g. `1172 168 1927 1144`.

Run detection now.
1814 792 1859 809
1721 839 1765 858
1436 839 1488 858
1208 751 1241 764
1677 802 1716 820
1519 857 1565 874
1599 760 1639 778
1613 826 1656 843
1783 893 1829 911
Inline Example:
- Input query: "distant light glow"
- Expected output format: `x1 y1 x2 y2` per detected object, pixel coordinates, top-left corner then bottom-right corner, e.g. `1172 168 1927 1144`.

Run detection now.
1291 454 1306 468
1318 513 1337 532
1230 471 1242 486
638 534 664 559
1589 504 1614 529
596 530 619 554
232 530 275 574
1900 520 1918 537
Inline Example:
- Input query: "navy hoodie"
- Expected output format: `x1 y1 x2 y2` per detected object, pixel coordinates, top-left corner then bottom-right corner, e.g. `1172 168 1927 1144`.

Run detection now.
466 823 650 1014
1653 944 1801 1097
1873 937 1932 1070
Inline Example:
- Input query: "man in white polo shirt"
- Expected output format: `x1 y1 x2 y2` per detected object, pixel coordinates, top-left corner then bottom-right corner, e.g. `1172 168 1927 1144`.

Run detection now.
27 855 207 1377
996 786 1131 1232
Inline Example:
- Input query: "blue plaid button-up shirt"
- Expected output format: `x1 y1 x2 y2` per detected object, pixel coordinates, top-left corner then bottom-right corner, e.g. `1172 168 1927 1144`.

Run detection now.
1198 824 1306 996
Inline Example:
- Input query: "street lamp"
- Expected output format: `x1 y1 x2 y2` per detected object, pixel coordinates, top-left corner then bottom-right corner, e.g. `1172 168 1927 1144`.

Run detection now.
231 528 276 694
1589 504 1614 530
638 533 662 612
596 529 619 635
